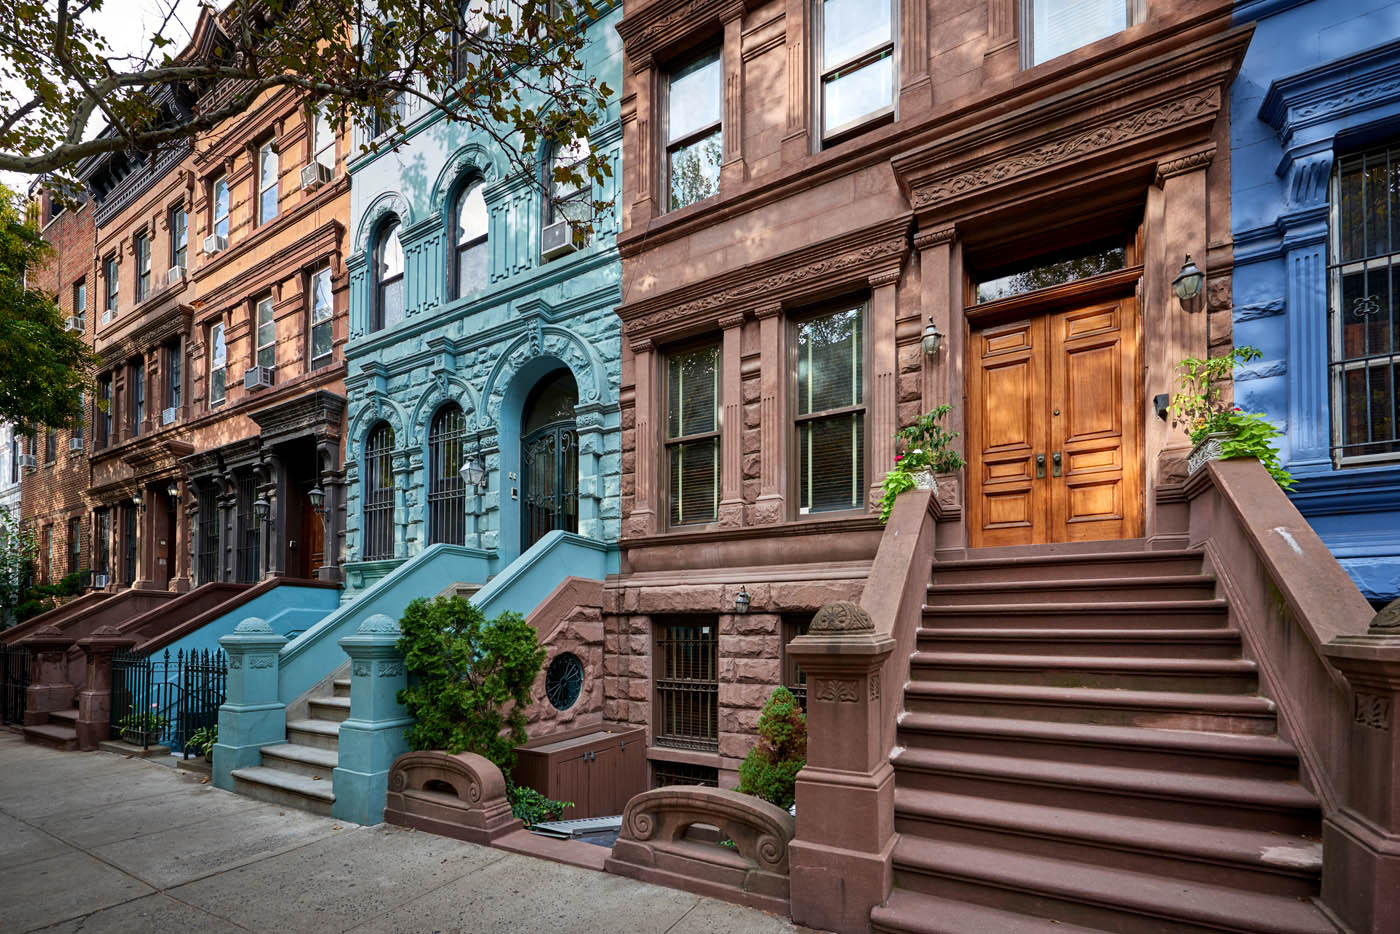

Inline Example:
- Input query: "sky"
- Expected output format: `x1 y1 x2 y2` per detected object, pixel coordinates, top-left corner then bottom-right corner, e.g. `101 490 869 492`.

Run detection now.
3 0 203 194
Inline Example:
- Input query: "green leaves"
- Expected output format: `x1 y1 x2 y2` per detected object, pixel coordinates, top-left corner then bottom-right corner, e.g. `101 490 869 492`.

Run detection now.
735 687 807 811
396 595 546 773
1169 346 1262 441
1218 410 1295 492
878 404 966 523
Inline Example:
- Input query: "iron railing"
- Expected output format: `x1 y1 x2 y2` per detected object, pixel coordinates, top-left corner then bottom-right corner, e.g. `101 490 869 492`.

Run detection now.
196 488 221 584
111 648 227 755
0 643 30 725
655 621 718 752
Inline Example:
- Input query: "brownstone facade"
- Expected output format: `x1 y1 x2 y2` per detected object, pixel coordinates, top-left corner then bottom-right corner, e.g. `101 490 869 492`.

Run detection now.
22 190 97 587
612 0 1245 787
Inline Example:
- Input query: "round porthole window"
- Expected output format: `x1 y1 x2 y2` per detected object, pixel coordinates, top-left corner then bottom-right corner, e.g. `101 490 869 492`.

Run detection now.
545 652 585 711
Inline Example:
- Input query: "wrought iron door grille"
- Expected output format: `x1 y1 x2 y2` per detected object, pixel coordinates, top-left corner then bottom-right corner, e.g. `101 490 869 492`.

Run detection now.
123 505 138 584
196 488 221 584
655 621 718 751
651 760 718 788
111 648 227 754
0 644 30 725
522 423 579 551
363 423 396 559
236 473 260 583
427 405 467 545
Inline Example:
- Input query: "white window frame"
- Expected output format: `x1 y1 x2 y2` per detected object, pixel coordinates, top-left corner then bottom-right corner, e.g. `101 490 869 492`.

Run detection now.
814 0 898 146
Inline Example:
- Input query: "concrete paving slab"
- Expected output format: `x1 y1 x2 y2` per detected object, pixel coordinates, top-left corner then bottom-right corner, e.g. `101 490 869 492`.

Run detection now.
170 824 508 933
88 801 344 889
28 893 248 934
0 848 153 933
34 780 263 849
0 812 71 872
667 895 809 934
0 762 194 820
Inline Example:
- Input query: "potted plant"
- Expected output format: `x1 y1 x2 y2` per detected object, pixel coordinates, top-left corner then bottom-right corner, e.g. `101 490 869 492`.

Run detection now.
1168 346 1294 490
878 404 966 523
185 724 217 762
116 705 170 747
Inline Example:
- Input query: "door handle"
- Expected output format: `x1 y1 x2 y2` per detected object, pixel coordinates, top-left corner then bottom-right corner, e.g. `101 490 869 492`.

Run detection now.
1052 452 1062 477
1035 453 1045 479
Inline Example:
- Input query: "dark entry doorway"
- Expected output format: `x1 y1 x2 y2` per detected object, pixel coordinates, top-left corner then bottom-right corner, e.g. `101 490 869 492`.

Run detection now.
520 369 578 552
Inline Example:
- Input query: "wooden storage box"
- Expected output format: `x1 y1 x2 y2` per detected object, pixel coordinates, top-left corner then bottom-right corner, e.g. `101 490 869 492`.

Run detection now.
512 726 647 819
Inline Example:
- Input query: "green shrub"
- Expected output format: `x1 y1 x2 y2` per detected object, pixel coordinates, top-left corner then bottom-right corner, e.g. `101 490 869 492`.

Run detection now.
1219 410 1295 491
506 780 573 827
396 595 546 774
878 405 966 523
735 686 807 811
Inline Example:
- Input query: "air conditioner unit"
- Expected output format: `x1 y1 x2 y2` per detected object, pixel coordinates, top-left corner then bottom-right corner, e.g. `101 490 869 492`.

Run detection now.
540 220 578 260
68 437 83 452
167 265 186 286
300 163 333 191
64 316 83 332
16 454 35 468
244 366 275 391
101 309 114 325
92 573 110 589
203 235 228 254
161 406 178 425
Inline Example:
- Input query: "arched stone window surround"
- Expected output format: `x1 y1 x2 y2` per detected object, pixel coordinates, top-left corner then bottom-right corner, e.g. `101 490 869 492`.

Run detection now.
353 191 414 336
430 143 501 213
408 376 482 448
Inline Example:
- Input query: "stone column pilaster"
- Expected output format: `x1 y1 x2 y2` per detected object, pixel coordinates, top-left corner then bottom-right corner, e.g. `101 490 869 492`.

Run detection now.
719 313 746 528
786 602 895 934
333 614 413 825
22 625 75 725
899 0 932 116
720 2 746 188
75 626 135 750
632 54 657 221
868 270 901 511
754 303 786 524
782 0 810 162
213 617 288 791
627 339 658 537
575 407 606 541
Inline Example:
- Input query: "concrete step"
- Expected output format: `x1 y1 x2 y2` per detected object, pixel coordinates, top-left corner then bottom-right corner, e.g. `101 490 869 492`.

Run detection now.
916 627 1243 659
924 600 1231 630
259 742 338 780
895 713 1302 781
285 718 340 751
902 681 1278 734
308 696 351 723
889 837 1335 934
23 723 78 750
333 678 351 698
873 890 1112 934
932 550 1205 585
927 576 1218 607
890 748 1320 835
893 788 1322 898
909 652 1258 693
231 766 335 817
47 708 79 725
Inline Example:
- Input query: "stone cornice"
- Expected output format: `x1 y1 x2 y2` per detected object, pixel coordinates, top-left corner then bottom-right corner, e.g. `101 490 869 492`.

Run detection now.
96 303 194 363
617 215 911 340
248 389 347 448
616 0 731 65
913 226 956 250
1260 38 1400 148
195 217 344 311
1154 144 1216 187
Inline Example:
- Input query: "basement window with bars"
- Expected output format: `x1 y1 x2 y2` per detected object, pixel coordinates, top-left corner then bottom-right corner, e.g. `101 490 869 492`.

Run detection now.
1331 141 1400 465
782 615 811 710
654 618 718 752
651 760 719 789
427 404 467 546
363 422 396 560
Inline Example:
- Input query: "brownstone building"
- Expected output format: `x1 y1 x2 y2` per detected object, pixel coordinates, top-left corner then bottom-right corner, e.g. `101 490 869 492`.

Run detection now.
80 10 349 596
22 186 96 587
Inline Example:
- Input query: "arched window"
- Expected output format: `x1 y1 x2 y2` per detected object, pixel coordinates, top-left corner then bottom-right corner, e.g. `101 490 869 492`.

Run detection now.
427 404 467 545
547 136 591 227
363 422 396 559
373 220 404 332
452 1 486 82
455 181 489 298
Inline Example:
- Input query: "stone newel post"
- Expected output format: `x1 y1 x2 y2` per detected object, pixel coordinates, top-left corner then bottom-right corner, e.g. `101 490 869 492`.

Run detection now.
333 613 412 825
213 617 288 791
1322 598 1400 933
785 601 896 934
22 625 75 726
75 626 136 750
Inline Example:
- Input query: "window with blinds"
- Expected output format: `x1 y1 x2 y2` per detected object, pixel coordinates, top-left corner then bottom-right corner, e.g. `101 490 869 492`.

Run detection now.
665 344 720 526
795 305 866 514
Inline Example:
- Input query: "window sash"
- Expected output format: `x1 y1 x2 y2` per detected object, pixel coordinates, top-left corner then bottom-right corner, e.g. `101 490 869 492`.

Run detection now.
1022 0 1137 67
170 208 187 269
817 0 896 142
135 235 150 300
209 323 227 406
167 345 182 409
313 105 335 169
794 305 867 514
258 143 279 224
665 345 720 526
131 362 145 434
310 268 334 367
213 177 229 239
256 296 276 369
363 426 396 560
427 406 468 546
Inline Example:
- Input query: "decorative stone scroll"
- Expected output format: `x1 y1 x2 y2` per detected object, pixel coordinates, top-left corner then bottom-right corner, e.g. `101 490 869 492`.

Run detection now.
383 751 523 845
1369 597 1400 634
809 601 874 634
605 786 796 915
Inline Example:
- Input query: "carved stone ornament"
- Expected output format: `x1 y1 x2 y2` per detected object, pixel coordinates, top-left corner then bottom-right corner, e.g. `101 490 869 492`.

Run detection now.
233 616 273 634
1187 433 1229 475
814 679 861 703
1369 596 1400 633
357 613 401 635
810 601 875 634
1354 691 1392 731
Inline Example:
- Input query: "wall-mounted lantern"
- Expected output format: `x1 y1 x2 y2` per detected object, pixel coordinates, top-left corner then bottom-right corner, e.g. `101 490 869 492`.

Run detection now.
131 491 144 510
734 585 751 615
308 485 326 516
921 318 944 356
166 482 181 504
460 454 487 491
253 496 270 523
1173 255 1204 312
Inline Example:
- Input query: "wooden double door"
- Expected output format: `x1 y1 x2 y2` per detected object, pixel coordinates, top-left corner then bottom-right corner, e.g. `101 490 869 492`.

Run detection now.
967 297 1143 548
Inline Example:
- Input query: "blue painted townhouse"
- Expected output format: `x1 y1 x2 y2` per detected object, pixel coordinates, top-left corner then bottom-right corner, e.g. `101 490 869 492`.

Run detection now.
1232 0 1400 604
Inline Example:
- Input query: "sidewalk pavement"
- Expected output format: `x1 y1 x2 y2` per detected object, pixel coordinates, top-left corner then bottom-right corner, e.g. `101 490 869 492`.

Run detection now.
0 730 813 934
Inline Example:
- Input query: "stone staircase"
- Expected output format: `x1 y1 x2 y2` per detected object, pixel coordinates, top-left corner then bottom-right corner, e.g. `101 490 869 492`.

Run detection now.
230 678 348 816
23 708 79 750
871 545 1337 934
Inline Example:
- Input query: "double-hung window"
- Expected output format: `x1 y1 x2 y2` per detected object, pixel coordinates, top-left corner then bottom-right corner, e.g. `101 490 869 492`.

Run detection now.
654 619 718 751
258 141 279 225
166 341 182 413
795 304 866 514
363 423 396 560
1021 0 1142 67
312 103 335 171
309 266 334 369
817 0 896 145
97 374 112 446
1331 142 1400 464
67 517 81 575
129 360 145 436
255 295 276 370
134 233 150 302
212 176 230 241
72 280 86 330
170 205 187 271
103 255 118 322
665 50 722 212
374 221 405 331
548 136 592 229
455 181 489 298
665 344 720 526
209 321 227 407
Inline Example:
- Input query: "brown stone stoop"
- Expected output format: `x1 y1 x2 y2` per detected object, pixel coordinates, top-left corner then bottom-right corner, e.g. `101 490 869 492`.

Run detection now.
871 545 1336 934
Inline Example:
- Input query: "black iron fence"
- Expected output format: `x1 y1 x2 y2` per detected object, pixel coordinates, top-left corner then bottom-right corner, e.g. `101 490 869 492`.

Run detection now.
111 648 227 756
0 643 29 725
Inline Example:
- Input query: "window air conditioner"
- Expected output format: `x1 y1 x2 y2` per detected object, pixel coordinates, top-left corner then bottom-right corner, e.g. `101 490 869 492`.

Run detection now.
167 266 186 286
203 235 228 254
64 316 82 332
300 163 333 191
244 366 275 391
161 406 178 425
16 454 35 468
92 573 110 589
68 437 83 452
541 220 578 260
